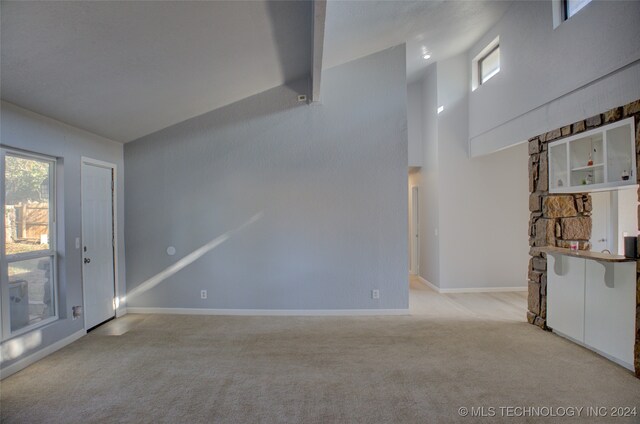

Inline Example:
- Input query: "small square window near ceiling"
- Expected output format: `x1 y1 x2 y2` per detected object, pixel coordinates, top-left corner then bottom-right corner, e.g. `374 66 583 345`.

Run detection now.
479 45 500 85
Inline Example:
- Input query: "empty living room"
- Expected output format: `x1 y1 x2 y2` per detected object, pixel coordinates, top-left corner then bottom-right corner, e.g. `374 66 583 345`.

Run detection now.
1 0 640 422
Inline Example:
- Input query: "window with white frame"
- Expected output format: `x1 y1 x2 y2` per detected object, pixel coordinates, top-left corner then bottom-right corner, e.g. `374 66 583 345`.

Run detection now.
472 36 500 91
479 45 500 85
1 148 57 338
564 0 591 19
553 0 592 27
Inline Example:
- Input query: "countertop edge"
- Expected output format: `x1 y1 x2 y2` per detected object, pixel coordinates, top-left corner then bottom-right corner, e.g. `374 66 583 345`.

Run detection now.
532 246 636 263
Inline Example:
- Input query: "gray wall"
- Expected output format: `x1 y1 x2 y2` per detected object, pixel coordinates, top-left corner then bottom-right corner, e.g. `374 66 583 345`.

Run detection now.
419 65 440 286
407 80 423 167
408 54 529 291
0 101 125 370
437 54 528 290
124 46 408 311
469 0 640 156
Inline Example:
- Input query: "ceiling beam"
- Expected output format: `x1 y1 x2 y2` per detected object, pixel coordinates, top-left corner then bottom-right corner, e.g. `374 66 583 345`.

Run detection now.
311 0 327 102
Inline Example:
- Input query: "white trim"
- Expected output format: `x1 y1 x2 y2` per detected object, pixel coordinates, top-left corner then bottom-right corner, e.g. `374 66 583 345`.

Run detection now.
0 148 5 341
409 185 419 275
471 36 499 91
0 148 59 341
127 307 409 316
548 117 636 194
418 276 440 292
81 156 117 170
311 0 326 102
439 286 527 294
0 329 85 380
417 276 526 293
0 147 57 164
80 157 124 330
3 315 58 340
552 0 563 29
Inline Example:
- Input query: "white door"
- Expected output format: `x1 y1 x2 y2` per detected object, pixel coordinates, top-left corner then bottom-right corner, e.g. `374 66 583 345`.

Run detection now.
590 191 611 253
410 186 419 275
81 163 115 329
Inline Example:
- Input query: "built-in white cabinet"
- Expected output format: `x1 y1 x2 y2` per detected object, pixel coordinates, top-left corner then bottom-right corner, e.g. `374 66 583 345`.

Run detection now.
547 255 585 341
549 118 636 193
547 254 636 370
584 260 636 367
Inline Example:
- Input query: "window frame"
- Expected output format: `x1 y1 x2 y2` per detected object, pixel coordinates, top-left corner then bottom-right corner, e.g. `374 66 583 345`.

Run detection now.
0 147 58 340
471 36 500 91
563 0 591 20
478 44 500 86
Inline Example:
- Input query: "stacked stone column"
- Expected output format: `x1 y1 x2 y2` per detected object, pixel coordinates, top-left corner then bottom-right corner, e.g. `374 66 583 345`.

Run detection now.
528 194 592 327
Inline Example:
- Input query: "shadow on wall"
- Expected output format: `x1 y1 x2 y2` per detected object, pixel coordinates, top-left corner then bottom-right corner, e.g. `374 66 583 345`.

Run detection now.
265 0 312 86
132 77 309 145
124 81 312 267
124 46 408 310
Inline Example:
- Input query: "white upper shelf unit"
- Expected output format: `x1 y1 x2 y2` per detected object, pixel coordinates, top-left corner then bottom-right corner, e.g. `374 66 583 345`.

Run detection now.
549 117 636 193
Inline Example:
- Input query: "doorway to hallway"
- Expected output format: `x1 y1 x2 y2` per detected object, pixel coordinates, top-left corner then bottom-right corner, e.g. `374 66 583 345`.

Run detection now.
409 185 419 275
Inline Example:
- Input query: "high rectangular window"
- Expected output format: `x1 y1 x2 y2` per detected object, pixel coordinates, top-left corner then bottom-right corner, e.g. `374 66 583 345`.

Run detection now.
1 149 57 338
564 0 591 19
479 45 500 85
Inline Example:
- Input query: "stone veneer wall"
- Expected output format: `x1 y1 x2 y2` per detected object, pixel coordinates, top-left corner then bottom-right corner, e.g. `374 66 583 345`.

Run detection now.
527 99 640 377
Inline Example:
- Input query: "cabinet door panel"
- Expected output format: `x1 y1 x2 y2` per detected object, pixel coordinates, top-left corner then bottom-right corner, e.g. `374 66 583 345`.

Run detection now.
584 261 635 369
547 255 585 342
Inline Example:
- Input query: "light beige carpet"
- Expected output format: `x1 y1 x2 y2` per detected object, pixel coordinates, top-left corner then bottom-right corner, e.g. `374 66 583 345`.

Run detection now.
1 312 639 423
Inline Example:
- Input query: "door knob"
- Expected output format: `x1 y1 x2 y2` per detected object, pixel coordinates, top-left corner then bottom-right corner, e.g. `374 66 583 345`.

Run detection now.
84 258 91 264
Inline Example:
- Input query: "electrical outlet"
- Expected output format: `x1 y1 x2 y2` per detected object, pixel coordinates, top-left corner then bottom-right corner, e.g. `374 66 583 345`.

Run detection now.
72 305 83 320
372 289 380 299
200 290 207 299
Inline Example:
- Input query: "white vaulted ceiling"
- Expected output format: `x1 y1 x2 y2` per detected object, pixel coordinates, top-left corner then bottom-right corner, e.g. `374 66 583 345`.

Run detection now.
1 0 512 142
323 0 512 82
0 1 311 142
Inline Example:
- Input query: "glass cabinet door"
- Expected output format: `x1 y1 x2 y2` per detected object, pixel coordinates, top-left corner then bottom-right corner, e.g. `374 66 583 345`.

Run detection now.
549 143 568 191
569 133 604 187
548 117 636 193
606 122 634 184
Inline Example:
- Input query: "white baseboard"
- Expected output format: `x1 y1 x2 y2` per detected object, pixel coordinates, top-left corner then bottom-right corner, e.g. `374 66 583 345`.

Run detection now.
0 329 86 380
116 307 127 318
127 307 409 316
417 276 440 292
439 286 527 293
417 276 526 294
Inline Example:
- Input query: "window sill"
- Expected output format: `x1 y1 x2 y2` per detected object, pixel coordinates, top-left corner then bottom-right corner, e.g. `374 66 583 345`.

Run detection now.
1 316 59 343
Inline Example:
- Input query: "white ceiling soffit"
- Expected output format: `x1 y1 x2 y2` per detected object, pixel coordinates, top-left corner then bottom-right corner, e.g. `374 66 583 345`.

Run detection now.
323 0 512 83
1 1 312 142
